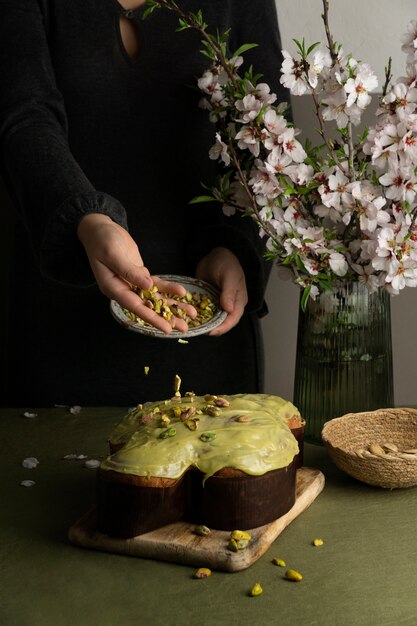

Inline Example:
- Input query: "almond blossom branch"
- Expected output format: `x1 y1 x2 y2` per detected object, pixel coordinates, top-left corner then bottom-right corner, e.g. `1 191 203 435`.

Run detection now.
153 0 417 302
153 0 238 88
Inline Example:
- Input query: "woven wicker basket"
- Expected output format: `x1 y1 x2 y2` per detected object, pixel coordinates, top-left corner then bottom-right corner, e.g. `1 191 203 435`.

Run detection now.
321 408 417 489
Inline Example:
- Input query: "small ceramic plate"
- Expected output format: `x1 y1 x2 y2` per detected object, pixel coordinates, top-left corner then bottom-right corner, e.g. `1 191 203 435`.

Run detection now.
110 275 227 339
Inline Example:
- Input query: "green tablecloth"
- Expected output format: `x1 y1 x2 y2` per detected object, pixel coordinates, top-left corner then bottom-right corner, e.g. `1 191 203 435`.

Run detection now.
1 406 416 626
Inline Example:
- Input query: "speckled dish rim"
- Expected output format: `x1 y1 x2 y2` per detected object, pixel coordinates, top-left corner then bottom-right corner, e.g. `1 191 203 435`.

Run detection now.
110 275 227 339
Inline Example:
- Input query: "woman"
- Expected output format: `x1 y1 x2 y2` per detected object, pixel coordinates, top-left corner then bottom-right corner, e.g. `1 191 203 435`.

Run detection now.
0 0 288 407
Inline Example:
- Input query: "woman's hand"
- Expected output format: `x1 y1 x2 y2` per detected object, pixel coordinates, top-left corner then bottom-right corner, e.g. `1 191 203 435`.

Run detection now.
195 247 248 336
77 214 195 333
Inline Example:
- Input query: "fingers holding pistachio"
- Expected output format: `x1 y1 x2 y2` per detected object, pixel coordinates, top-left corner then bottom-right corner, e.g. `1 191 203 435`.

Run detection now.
113 284 182 334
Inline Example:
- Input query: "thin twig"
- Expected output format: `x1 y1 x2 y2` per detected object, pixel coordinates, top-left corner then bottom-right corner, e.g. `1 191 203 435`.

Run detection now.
382 57 393 97
347 121 356 180
309 89 345 172
321 0 337 63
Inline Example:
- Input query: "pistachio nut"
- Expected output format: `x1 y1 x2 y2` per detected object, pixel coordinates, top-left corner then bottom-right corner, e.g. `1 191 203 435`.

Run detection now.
194 567 211 579
249 582 263 597
185 418 199 431
230 530 251 542
200 432 216 443
285 569 303 582
193 525 211 537
159 427 176 439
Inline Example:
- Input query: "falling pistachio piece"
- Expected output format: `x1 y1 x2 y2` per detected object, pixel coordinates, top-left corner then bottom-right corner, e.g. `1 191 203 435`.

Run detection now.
173 374 182 397
272 558 286 567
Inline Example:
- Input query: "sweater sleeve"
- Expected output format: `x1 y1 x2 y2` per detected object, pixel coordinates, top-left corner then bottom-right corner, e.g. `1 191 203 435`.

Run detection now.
187 0 289 314
0 0 128 286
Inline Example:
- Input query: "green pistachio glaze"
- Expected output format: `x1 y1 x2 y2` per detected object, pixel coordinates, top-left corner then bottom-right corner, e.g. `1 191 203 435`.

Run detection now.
101 394 300 480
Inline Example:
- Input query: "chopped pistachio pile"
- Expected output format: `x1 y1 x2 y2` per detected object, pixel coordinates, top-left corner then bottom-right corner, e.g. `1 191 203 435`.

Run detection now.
123 285 217 328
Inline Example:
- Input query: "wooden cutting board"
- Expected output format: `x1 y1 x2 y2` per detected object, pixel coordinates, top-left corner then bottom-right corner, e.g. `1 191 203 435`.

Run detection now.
69 466 324 572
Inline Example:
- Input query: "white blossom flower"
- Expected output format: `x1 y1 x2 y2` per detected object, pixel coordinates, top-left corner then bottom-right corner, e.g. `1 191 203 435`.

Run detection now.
329 251 349 276
307 47 332 88
383 82 417 120
209 133 230 166
350 181 389 232
400 128 417 161
322 87 348 126
280 50 309 95
235 125 261 156
198 70 220 95
401 20 417 57
284 200 308 227
284 163 314 186
262 109 288 139
319 170 353 211
253 82 277 106
379 164 416 202
249 161 280 197
351 263 384 293
280 128 307 162
344 63 378 109
235 93 264 122
386 257 417 291
265 149 293 176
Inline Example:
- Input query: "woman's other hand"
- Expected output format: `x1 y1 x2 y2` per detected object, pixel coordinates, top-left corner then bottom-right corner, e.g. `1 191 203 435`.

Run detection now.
77 214 194 333
195 247 248 336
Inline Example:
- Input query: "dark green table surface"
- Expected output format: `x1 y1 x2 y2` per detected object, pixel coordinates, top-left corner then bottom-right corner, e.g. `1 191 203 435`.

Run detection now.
1 406 416 626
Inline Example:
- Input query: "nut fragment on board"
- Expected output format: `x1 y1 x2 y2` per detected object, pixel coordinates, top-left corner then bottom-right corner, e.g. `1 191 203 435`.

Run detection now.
249 582 263 596
285 569 303 582
84 459 101 469
22 412 37 419
313 538 324 546
193 567 211 579
22 457 39 469
20 480 36 487
193 525 211 537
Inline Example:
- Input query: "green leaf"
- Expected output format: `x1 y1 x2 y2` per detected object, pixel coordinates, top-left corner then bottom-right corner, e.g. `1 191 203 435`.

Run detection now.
292 38 306 58
301 285 312 312
295 255 307 273
175 18 189 32
232 43 259 57
306 41 321 56
142 3 159 20
189 195 217 204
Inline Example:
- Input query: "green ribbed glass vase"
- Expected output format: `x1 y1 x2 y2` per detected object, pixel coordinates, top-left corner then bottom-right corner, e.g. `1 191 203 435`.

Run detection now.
293 281 394 444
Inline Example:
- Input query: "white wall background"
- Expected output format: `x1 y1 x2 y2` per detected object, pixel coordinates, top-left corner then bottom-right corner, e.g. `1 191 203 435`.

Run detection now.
262 0 417 405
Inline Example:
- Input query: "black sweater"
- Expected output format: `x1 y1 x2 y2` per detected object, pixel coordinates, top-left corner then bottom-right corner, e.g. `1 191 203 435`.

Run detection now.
0 0 289 406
